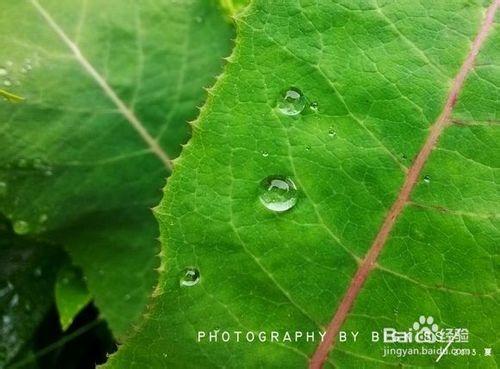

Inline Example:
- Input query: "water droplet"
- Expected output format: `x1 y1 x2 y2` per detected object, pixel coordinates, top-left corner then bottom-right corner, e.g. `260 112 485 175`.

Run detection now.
34 267 42 277
277 88 306 116
261 150 269 158
305 145 311 151
402 154 408 160
180 267 200 287
62 277 69 285
195 16 202 23
328 127 337 138
0 68 7 76
124 294 131 301
310 101 319 112
13 220 30 235
3 79 12 87
259 175 298 212
10 294 19 308
38 214 48 223
6 61 13 67
0 182 7 197
423 175 431 183
17 158 28 168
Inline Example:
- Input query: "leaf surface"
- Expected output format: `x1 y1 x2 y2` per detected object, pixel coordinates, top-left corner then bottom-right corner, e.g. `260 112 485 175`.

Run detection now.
0 219 66 368
0 0 235 338
106 0 499 368
54 264 91 331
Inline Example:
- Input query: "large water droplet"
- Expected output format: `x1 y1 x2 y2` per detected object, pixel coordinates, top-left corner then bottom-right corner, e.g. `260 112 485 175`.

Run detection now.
259 175 298 212
277 88 306 116
180 267 200 287
13 220 29 235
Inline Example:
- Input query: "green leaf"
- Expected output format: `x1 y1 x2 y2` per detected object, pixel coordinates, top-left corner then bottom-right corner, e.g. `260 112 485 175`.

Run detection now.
54 265 91 331
105 0 499 368
0 219 66 368
0 0 235 338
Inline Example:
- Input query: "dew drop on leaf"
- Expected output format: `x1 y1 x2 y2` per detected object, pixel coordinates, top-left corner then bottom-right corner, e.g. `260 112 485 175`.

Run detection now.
259 175 298 213
0 182 7 196
310 101 319 112
13 220 30 235
423 175 431 183
0 68 7 76
38 214 48 223
277 88 305 116
180 267 200 287
3 79 12 87
328 127 337 138
34 267 42 277
261 150 269 158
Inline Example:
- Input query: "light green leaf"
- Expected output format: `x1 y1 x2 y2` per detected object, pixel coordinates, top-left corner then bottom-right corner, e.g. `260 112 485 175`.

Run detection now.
55 264 91 331
106 0 499 368
0 0 235 339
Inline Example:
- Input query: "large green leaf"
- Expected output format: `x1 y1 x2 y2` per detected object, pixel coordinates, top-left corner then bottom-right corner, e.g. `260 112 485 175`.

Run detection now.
0 0 235 338
105 0 499 368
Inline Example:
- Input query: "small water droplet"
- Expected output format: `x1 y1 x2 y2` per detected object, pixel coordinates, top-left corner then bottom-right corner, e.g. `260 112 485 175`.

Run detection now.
0 182 7 196
180 267 200 287
261 150 269 158
34 267 42 277
44 169 53 177
13 220 30 235
17 158 28 168
10 294 19 308
259 175 298 213
38 214 48 223
62 277 69 285
124 294 131 301
0 68 7 76
277 88 306 116
6 61 13 67
310 101 319 112
3 79 12 87
328 127 337 138
423 175 431 183
305 145 311 151
195 16 203 23
402 154 408 160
